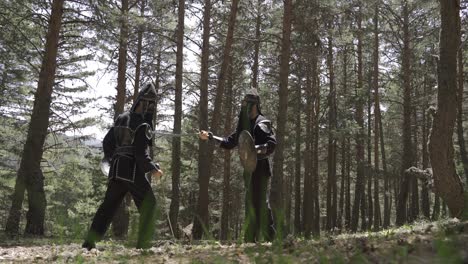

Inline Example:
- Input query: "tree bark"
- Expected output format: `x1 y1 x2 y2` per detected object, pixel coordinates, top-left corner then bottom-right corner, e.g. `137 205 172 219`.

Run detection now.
302 1 319 239
133 0 145 103
456 21 468 186
381 113 390 227
285 163 293 235
432 194 440 220
372 3 381 231
339 138 345 230
194 0 212 240
342 47 351 230
251 0 263 90
421 76 431 219
428 0 465 218
312 46 321 237
346 137 351 228
351 4 365 232
5 0 64 236
396 0 413 226
294 74 302 234
169 0 185 239
303 65 313 238
326 32 337 231
150 51 161 161
112 0 130 238
5 172 26 235
115 0 129 117
367 70 373 230
410 85 420 222
220 64 234 241
193 0 238 239
271 0 293 237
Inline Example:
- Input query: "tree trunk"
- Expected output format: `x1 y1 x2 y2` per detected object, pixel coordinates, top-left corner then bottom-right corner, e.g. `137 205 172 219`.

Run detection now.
150 51 162 161
115 0 129 117
5 173 26 235
342 47 351 230
303 65 313 238
421 76 431 219
194 0 211 240
220 64 234 241
410 86 419 222
133 0 145 103
396 0 413 226
394 173 399 218
442 202 447 217
112 0 130 238
456 22 468 186
251 0 263 90
372 3 381 231
5 0 64 236
285 163 293 235
312 48 321 237
432 194 440 220
428 0 465 218
194 0 212 240
271 0 293 237
351 4 365 232
169 0 185 239
294 75 302 234
326 32 337 231
193 0 238 239
367 70 373 230
302 2 319 239
339 138 345 230
346 137 351 229
381 114 390 227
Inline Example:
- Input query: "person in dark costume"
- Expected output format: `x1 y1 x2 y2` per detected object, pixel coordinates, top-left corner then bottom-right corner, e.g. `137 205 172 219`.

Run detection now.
82 83 163 250
199 88 276 242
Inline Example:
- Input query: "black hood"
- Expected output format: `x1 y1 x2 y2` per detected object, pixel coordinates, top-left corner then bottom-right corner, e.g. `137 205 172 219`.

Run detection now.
243 88 262 115
131 83 157 113
131 83 157 129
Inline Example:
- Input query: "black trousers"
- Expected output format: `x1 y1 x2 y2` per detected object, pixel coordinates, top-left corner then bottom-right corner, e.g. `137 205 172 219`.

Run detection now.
243 160 275 242
84 175 156 248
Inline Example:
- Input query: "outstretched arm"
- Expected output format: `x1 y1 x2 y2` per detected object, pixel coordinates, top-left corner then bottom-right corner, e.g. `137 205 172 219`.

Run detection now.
199 130 238 150
219 130 238 150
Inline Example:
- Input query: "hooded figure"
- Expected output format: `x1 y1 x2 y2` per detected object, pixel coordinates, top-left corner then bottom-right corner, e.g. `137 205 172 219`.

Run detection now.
200 88 276 242
83 83 163 250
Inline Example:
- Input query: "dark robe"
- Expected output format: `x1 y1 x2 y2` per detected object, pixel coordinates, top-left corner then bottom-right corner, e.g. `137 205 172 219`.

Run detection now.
220 114 277 242
83 112 159 249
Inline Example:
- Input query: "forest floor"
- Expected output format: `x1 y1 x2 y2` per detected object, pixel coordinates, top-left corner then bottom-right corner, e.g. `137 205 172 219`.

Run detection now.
0 219 467 263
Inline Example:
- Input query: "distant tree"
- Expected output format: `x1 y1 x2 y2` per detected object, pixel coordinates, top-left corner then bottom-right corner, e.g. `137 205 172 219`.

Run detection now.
111 0 131 238
326 24 338 231
220 63 234 241
351 3 365 233
193 0 239 239
169 0 185 239
372 2 381 231
270 0 293 237
396 0 413 226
